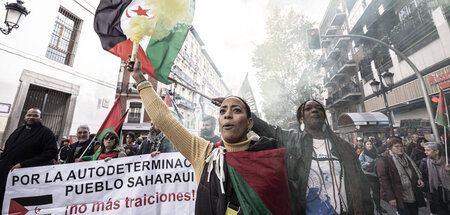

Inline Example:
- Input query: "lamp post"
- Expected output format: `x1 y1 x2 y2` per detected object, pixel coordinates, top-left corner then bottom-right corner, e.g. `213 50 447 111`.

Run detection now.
0 0 29 35
370 71 395 135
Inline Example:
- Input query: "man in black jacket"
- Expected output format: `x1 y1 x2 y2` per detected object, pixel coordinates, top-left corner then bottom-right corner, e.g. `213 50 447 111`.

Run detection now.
0 108 57 211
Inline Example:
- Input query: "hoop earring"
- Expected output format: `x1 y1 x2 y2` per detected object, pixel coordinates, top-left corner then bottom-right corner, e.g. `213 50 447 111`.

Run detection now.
300 123 305 131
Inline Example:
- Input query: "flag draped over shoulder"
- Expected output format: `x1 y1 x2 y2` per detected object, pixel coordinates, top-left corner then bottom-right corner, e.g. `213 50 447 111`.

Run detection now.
435 88 449 128
94 0 195 84
226 148 291 215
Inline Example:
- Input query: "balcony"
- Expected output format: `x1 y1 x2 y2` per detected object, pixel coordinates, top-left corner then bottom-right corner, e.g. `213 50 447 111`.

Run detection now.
176 96 195 110
127 83 138 94
329 64 345 82
389 1 437 53
172 65 196 89
341 84 362 100
336 56 356 74
334 37 351 49
325 26 340 35
321 38 332 48
331 9 346 26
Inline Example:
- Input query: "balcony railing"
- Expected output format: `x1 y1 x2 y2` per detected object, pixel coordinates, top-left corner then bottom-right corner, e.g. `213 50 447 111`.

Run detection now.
390 1 438 53
341 84 361 98
176 96 195 110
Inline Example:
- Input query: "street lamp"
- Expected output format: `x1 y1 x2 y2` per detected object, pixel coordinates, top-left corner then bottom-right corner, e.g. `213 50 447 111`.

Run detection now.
1 0 30 35
370 70 395 135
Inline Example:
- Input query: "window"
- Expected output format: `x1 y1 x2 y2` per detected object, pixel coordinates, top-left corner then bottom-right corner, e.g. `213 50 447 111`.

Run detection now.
128 102 142 123
46 7 82 66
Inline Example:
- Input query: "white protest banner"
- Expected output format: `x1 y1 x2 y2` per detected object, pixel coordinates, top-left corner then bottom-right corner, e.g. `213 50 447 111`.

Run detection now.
2 152 197 215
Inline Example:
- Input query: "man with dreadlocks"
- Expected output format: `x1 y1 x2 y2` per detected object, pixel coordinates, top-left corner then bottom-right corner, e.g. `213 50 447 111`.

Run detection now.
250 100 374 214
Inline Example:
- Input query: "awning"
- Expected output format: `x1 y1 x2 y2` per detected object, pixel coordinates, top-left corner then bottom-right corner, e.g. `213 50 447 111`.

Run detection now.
338 112 389 126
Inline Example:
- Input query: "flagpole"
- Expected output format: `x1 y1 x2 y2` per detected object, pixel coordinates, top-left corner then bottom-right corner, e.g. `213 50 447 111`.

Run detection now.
444 127 448 165
169 77 212 101
79 137 97 158
445 87 449 165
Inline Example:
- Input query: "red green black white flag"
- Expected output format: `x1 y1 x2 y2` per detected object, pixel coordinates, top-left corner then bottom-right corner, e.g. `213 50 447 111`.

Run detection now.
435 88 449 128
93 0 195 84
226 148 291 215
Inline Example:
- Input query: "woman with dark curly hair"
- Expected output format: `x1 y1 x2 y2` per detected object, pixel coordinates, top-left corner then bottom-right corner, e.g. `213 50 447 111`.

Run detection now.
251 99 374 214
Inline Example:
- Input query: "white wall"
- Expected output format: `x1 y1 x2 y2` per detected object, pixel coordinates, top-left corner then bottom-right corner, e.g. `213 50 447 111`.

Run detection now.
0 0 121 140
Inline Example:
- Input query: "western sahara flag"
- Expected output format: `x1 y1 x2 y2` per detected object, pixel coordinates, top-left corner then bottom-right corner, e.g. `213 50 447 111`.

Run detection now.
94 0 194 84
226 148 291 215
96 96 123 140
435 88 449 128
8 195 53 215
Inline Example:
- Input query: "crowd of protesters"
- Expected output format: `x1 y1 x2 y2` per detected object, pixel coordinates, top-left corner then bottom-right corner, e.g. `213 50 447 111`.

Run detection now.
1 69 450 214
354 133 450 215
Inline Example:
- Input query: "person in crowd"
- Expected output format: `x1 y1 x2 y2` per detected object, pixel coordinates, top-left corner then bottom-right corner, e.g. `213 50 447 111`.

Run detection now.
128 59 290 214
124 132 139 156
355 137 364 156
0 108 57 211
200 115 221 143
406 134 419 156
58 138 71 163
420 142 450 215
248 99 373 214
79 131 126 161
135 136 143 146
410 137 427 167
370 136 386 154
60 136 68 148
66 125 98 163
359 140 386 214
138 122 177 155
377 136 425 215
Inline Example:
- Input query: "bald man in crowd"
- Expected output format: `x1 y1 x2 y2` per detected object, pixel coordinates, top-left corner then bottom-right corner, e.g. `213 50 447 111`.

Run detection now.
0 108 57 211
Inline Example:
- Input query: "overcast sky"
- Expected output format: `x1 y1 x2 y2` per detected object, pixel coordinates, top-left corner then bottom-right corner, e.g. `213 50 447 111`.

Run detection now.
192 0 330 108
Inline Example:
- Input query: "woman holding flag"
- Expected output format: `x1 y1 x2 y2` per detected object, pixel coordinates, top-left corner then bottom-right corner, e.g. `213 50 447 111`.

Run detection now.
78 131 126 161
127 58 290 215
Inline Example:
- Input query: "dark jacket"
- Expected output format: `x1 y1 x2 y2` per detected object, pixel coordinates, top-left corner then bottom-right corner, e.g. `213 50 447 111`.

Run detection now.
251 113 373 215
195 137 284 215
410 146 427 167
0 122 57 211
138 134 177 154
66 138 98 163
0 123 57 169
376 151 426 209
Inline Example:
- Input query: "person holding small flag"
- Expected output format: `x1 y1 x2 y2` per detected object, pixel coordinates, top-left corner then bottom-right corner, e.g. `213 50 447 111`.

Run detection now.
78 131 126 161
127 58 291 215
